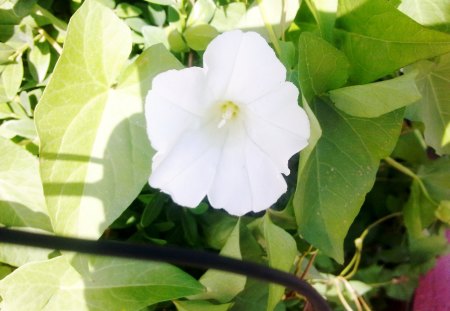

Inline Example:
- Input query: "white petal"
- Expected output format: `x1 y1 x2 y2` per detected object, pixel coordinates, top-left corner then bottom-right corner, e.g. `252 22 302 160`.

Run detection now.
244 82 310 174
203 30 286 103
145 67 208 153
149 121 226 207
207 123 287 216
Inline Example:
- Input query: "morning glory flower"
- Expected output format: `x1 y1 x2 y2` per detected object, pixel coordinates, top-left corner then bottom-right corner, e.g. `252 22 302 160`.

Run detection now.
145 30 310 216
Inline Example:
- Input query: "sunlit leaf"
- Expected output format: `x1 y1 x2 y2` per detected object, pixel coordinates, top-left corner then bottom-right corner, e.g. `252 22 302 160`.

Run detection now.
0 137 51 231
398 0 450 33
35 0 181 238
237 0 299 40
0 255 204 311
0 58 23 101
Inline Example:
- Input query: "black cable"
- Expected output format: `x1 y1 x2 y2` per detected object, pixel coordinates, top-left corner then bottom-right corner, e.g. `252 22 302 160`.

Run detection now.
0 227 330 311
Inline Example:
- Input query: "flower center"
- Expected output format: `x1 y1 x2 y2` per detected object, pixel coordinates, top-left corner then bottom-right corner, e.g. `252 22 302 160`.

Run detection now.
217 101 239 128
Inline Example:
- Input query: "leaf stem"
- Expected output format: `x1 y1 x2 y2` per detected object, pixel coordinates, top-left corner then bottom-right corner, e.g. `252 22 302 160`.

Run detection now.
38 28 63 54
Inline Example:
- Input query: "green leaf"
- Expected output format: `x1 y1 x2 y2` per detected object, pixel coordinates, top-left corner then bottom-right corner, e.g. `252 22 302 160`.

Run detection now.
184 24 219 51
391 129 427 165
34 0 182 239
405 53 450 155
329 72 421 117
403 181 437 239
304 0 338 42
0 137 51 231
0 255 204 311
409 234 447 264
335 0 450 83
298 32 349 101
195 220 246 303
263 214 297 311
174 300 233 311
0 58 23 101
168 26 189 52
28 40 50 83
398 0 450 33
186 0 216 27
278 40 295 69
417 157 450 201
293 98 403 262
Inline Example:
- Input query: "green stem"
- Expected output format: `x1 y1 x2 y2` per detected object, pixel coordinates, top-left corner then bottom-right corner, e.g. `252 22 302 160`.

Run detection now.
384 157 437 205
38 28 63 54
340 212 402 279
256 0 281 56
9 33 43 61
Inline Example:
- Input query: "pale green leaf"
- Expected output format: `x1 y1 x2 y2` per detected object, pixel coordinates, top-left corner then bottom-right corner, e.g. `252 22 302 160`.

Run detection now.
115 3 142 18
174 300 233 311
184 24 219 51
142 25 169 49
435 200 450 224
329 72 421 117
34 0 181 238
0 118 37 140
195 220 246 303
336 0 450 83
398 0 450 33
298 97 322 179
405 53 450 155
0 137 51 231
187 0 216 27
237 0 299 40
28 40 50 83
167 26 189 52
263 214 297 311
298 31 349 101
0 43 14 64
0 255 204 311
0 58 23 101
211 3 246 33
293 99 403 262
0 228 52 267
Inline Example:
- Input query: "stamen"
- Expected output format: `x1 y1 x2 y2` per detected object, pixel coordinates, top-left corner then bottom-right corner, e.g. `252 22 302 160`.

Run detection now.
217 101 239 128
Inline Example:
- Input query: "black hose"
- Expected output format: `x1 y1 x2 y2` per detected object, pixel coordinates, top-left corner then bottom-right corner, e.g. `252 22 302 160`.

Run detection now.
0 227 330 311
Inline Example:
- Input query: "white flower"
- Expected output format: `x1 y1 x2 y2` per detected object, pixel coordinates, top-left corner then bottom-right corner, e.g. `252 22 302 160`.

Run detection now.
145 30 310 216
